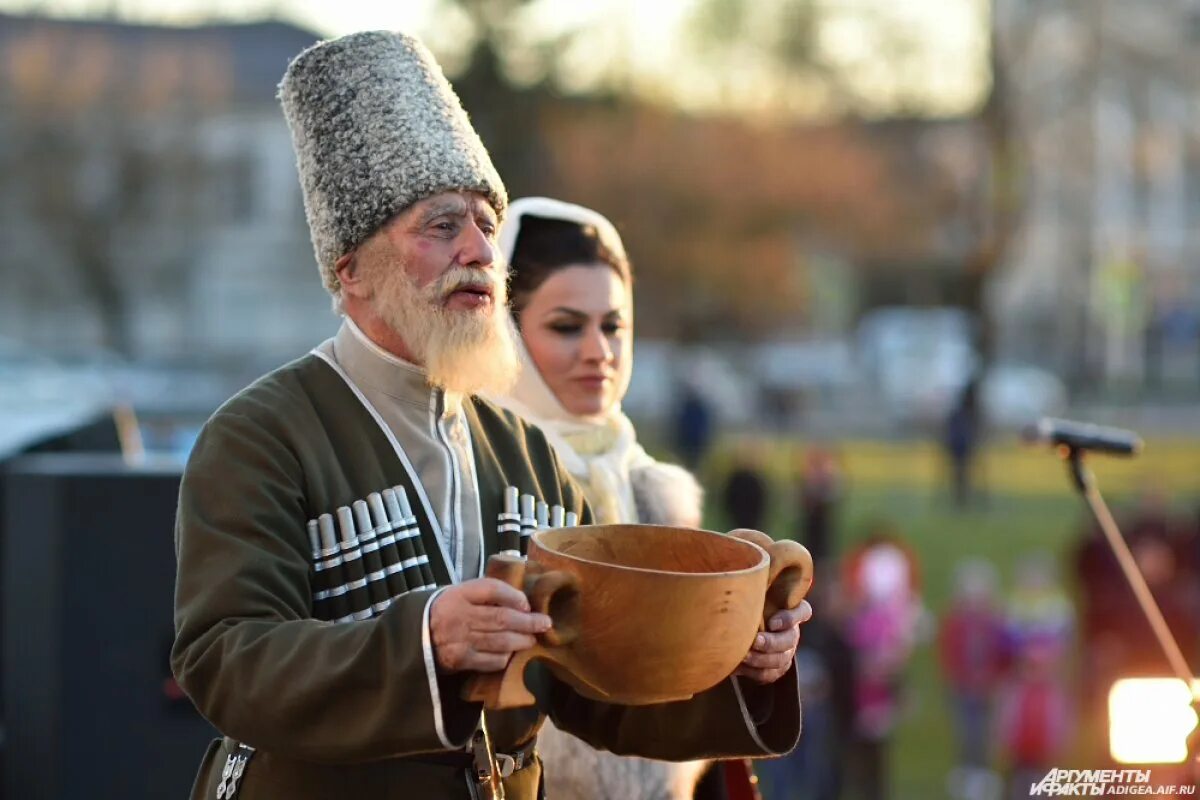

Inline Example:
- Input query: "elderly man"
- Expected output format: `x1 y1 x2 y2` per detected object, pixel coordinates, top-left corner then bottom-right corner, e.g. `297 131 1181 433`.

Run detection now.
171 31 808 800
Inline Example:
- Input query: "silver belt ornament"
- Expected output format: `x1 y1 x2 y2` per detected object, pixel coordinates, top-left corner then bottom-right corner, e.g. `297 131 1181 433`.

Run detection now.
215 744 254 799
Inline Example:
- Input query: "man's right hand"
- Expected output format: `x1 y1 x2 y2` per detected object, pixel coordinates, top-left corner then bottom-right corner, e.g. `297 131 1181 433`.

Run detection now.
429 578 552 673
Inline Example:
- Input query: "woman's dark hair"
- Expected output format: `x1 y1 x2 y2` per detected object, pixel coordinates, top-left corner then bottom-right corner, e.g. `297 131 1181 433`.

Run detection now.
507 214 632 321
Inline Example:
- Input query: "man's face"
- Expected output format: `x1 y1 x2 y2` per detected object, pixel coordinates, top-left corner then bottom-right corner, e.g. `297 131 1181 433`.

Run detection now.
374 190 502 310
354 190 520 394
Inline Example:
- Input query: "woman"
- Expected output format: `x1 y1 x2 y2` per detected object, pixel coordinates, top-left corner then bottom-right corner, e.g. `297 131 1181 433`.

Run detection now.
494 197 703 531
492 197 711 799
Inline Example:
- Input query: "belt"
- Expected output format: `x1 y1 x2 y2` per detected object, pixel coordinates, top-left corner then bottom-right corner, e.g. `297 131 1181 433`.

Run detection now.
494 739 537 777
410 738 537 776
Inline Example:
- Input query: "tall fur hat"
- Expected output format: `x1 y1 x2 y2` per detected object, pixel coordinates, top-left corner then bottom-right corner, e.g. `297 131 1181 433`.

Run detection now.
279 31 507 294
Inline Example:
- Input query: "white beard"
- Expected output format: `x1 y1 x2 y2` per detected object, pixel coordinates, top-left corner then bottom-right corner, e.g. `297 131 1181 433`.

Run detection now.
372 259 521 396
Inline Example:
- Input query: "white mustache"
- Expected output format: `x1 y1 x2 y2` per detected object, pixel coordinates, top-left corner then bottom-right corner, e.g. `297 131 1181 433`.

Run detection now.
437 270 503 300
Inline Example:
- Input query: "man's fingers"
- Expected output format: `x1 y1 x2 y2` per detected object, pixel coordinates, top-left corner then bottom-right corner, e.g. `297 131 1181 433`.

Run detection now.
471 605 552 634
430 580 554 674
752 627 800 655
741 648 795 671
469 631 539 654
742 621 799 671
766 600 813 632
458 578 532 611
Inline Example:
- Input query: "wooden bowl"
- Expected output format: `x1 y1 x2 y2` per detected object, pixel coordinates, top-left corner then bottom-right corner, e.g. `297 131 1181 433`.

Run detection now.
465 525 813 708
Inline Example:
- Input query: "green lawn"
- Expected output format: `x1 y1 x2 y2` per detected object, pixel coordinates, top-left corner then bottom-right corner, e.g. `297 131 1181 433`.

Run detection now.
683 435 1200 799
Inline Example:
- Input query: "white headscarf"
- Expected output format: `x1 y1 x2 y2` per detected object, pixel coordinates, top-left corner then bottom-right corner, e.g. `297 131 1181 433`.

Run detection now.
488 197 652 525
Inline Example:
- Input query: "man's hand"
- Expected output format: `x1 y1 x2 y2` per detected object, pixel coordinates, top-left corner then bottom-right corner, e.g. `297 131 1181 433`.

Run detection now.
429 578 551 673
735 600 813 685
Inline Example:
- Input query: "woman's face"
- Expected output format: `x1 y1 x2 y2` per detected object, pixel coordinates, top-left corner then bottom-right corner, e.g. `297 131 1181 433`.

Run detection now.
520 264 632 418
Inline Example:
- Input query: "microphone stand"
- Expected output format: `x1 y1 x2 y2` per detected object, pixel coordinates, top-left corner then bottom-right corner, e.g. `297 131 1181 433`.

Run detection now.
1062 446 1200 775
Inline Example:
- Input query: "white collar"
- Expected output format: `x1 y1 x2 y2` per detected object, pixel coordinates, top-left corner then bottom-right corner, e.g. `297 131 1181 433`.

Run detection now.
336 317 463 415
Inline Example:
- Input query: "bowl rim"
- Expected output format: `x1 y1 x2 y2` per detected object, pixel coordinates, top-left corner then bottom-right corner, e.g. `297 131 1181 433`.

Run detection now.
529 524 770 578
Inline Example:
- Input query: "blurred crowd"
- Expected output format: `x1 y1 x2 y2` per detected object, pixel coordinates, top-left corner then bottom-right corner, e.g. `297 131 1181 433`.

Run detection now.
728 444 933 800
701 431 1200 800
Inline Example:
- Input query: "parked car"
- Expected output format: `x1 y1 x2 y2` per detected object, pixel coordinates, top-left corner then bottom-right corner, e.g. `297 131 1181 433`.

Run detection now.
981 363 1068 429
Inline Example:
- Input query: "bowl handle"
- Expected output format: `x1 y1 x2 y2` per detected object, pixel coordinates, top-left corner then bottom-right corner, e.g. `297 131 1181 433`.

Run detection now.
728 529 815 626
526 568 581 647
462 554 580 709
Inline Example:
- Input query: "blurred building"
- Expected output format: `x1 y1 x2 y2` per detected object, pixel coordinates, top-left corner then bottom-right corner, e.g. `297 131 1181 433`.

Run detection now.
992 0 1200 392
0 14 330 366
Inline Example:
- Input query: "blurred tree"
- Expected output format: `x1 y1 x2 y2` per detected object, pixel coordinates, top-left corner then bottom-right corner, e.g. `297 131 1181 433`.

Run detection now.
1 27 225 355
536 102 919 340
428 0 590 199
961 3 1036 368
687 0 847 114
685 0 971 117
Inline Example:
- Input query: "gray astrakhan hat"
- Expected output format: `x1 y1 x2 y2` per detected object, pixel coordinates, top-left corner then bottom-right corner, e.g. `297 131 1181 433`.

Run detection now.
279 31 508 293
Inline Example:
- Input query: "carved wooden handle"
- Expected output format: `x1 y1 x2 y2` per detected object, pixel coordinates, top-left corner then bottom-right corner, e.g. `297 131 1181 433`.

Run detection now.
485 552 527 588
462 554 525 707
728 529 814 626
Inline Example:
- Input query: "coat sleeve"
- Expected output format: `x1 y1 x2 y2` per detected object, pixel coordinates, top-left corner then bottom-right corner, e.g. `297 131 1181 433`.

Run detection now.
535 666 801 761
170 410 482 763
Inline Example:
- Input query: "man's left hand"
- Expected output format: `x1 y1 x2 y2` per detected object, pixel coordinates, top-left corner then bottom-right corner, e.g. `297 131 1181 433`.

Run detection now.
735 600 813 685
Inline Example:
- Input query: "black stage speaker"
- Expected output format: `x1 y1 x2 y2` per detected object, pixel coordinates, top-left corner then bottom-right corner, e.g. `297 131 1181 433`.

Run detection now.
3 453 215 800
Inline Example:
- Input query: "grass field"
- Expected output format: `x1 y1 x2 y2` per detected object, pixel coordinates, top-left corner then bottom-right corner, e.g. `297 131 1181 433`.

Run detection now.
690 435 1200 799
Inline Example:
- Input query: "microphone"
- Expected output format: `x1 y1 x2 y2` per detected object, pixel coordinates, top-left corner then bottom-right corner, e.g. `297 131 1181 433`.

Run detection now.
1022 417 1143 456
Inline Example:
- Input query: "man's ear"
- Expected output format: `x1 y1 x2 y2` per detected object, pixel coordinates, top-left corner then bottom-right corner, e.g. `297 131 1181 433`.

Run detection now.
335 250 367 298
